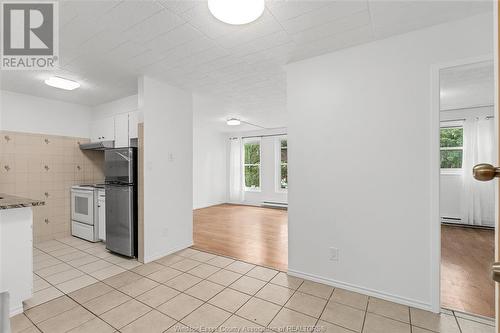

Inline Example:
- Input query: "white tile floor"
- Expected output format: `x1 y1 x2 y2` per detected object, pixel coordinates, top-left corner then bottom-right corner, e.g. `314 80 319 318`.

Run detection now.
29 237 141 309
10 236 496 333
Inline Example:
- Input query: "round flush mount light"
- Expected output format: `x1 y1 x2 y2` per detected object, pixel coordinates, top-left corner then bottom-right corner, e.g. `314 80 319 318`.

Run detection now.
208 0 265 25
44 76 80 90
227 118 241 126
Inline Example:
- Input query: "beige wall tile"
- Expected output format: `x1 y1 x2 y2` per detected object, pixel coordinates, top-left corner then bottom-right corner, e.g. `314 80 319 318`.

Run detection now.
0 130 104 244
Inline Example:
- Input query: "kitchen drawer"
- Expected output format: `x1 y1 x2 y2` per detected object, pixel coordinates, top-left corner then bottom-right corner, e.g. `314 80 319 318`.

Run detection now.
71 220 97 242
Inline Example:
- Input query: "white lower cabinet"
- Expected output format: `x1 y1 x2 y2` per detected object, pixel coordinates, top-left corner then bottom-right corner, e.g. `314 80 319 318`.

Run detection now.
98 190 106 241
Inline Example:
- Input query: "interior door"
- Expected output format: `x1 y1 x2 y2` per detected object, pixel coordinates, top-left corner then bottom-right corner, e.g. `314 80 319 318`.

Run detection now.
473 6 499 330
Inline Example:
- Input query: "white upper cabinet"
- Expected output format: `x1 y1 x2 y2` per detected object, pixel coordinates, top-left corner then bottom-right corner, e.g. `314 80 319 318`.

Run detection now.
90 111 141 144
128 111 139 139
114 113 129 148
90 116 114 142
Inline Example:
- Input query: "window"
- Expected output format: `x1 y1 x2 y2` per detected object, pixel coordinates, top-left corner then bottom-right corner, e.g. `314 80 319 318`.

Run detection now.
440 126 463 169
244 139 261 190
279 138 288 190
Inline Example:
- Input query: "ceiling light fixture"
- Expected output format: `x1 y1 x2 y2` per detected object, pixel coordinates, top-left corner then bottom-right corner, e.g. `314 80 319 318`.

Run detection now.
208 0 265 25
44 76 80 90
227 118 241 126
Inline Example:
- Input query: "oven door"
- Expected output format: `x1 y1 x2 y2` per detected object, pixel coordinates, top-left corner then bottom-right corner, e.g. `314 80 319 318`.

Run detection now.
71 189 94 225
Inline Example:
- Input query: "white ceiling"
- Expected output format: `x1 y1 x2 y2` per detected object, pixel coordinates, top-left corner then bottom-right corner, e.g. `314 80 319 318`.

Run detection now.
440 60 494 111
0 0 493 129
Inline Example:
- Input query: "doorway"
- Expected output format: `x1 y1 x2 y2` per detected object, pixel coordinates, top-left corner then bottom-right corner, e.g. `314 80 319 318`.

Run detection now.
192 131 289 271
438 60 496 318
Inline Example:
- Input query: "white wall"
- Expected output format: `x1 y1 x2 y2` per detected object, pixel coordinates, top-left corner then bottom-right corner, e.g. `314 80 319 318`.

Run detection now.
92 94 140 120
228 128 288 205
440 106 494 222
193 95 227 209
140 76 193 262
286 13 493 311
0 90 92 137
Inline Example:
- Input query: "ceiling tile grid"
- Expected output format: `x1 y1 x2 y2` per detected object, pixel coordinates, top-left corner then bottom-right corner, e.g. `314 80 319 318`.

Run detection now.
0 0 493 129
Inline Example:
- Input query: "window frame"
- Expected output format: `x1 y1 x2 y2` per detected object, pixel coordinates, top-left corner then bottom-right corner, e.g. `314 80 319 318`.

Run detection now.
276 135 288 193
243 138 262 192
440 121 464 175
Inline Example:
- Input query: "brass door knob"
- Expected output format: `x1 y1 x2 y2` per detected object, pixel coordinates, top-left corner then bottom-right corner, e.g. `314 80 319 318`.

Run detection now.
473 163 500 181
492 262 500 282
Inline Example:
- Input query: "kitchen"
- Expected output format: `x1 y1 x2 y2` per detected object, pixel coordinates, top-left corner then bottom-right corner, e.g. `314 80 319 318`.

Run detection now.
0 92 144 316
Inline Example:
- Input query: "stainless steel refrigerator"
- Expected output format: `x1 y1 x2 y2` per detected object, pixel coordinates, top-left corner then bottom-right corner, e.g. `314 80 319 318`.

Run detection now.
104 147 137 257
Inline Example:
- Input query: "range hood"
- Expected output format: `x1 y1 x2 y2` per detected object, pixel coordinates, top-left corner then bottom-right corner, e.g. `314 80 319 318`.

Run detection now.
79 141 114 150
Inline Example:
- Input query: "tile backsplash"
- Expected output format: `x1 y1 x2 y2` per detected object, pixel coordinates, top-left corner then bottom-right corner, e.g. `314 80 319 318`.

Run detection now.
0 131 104 243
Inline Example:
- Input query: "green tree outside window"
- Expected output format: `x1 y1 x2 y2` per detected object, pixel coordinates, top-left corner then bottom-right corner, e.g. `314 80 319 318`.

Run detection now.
244 141 260 189
440 127 463 169
280 139 288 189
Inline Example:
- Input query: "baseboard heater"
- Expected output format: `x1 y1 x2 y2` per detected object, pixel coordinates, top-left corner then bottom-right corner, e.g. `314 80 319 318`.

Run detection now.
261 201 288 210
441 216 461 224
441 216 494 229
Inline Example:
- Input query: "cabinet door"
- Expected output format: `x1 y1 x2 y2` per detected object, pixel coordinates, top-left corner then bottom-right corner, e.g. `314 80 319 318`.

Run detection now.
128 111 139 139
90 117 115 142
90 120 102 142
114 113 129 148
98 195 106 241
101 116 115 142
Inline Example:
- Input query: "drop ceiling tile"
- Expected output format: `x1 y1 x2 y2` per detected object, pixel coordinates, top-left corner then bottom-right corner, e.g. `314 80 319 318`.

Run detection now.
122 9 186 44
280 1 369 34
292 10 371 44
369 0 493 39
231 31 293 58
106 41 150 60
120 50 165 71
59 1 120 27
159 0 199 16
153 36 216 68
266 1 330 22
59 17 103 51
146 23 203 55
291 24 374 62
178 2 242 39
171 47 230 70
1 0 493 114
215 10 283 49
75 29 130 59
104 0 164 32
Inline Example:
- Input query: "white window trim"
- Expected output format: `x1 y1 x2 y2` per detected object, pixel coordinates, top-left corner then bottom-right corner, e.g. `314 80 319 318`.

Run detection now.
243 138 262 192
439 123 464 174
440 168 463 175
275 135 288 193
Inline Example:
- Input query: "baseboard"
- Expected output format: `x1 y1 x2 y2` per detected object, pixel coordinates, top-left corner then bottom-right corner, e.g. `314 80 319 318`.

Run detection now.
143 242 193 263
193 200 226 210
287 268 434 312
227 201 260 207
10 303 24 317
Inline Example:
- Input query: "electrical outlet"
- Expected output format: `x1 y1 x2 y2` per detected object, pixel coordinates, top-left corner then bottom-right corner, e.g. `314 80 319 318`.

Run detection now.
329 247 339 262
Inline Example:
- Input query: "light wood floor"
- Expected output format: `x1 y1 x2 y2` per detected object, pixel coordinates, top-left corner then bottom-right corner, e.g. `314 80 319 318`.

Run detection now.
194 206 494 317
193 204 288 271
441 224 495 318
